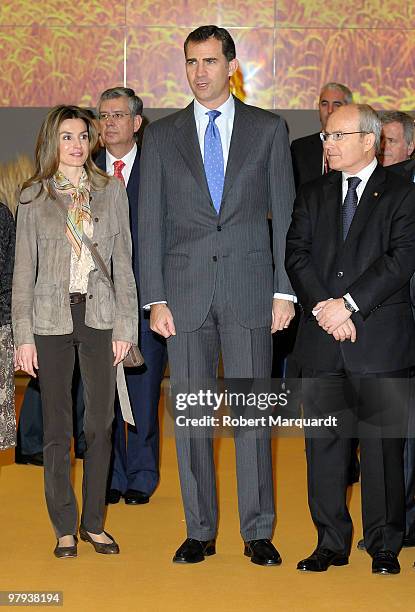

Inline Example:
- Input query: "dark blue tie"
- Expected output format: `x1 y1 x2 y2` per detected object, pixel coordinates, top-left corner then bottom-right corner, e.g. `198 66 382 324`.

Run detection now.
204 110 224 214
343 176 361 240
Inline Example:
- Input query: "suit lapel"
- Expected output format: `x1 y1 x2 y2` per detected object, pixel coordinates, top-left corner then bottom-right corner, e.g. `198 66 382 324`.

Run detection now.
322 171 343 248
126 147 140 202
308 133 324 179
344 164 386 245
85 150 107 223
89 185 106 227
94 149 106 172
173 102 212 205
221 98 257 202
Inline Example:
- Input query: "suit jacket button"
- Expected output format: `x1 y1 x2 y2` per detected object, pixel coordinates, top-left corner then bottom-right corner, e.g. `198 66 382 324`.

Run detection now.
212 256 217 262
93 242 98 247
89 294 93 299
337 271 344 278
94 217 99 222
217 225 222 231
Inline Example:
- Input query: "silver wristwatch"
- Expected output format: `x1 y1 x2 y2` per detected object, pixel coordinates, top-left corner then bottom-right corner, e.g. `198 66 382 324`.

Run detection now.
343 297 357 314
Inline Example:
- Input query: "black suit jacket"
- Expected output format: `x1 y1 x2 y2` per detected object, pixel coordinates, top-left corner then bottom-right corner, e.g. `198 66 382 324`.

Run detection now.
290 132 323 190
138 97 295 332
387 158 415 309
285 164 415 373
387 158 415 182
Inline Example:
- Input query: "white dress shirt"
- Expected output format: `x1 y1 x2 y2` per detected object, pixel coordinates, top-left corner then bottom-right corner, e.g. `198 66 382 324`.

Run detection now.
106 143 137 186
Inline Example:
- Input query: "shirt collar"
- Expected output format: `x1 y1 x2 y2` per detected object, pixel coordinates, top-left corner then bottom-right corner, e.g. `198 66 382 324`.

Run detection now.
342 157 378 184
193 94 235 121
106 142 137 169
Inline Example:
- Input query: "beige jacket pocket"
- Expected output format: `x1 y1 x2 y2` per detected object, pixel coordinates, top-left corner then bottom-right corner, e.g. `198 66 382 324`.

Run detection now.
33 283 60 332
96 279 115 325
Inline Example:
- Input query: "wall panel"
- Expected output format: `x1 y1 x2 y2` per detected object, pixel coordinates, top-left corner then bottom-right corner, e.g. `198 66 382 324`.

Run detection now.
0 26 124 107
0 1 414 109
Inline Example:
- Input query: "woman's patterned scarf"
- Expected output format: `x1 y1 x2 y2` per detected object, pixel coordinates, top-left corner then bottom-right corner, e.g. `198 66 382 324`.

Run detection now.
52 168 91 259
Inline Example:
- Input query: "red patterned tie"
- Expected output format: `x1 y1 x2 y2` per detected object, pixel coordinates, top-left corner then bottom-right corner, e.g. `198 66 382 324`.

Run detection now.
113 160 125 185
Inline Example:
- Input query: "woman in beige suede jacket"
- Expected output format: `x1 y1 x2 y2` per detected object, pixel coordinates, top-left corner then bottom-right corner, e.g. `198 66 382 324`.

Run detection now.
13 105 138 558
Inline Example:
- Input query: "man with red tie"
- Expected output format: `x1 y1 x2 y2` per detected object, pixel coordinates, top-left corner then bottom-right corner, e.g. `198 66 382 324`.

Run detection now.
96 87 167 506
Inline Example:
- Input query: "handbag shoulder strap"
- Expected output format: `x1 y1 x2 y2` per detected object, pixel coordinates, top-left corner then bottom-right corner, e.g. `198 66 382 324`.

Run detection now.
82 233 115 294
53 195 115 294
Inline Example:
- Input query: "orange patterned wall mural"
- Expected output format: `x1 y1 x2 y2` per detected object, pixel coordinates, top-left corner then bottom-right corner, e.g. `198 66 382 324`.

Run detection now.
0 0 414 109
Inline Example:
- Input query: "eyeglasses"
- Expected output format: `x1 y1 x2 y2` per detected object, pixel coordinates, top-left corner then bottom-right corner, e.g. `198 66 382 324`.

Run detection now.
98 112 131 122
320 131 369 142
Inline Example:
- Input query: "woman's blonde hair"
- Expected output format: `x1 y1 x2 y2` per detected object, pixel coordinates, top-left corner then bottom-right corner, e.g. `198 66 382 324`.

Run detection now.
22 105 108 200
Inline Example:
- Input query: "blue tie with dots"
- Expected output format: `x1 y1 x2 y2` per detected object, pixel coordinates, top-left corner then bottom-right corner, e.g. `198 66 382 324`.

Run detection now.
343 176 361 240
204 110 224 214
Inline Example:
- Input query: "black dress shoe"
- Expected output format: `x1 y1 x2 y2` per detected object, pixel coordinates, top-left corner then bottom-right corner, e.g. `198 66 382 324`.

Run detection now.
15 451 43 466
79 526 119 554
297 548 349 572
173 538 216 563
244 539 282 566
357 538 366 551
106 489 122 505
372 551 400 575
124 489 149 505
54 536 78 559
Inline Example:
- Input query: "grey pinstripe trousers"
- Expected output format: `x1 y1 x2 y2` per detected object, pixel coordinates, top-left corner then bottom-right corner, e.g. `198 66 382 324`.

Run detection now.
168 262 275 541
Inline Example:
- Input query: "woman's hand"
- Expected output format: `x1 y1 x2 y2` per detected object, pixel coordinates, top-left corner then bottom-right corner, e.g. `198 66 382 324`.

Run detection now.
112 340 132 366
15 344 38 377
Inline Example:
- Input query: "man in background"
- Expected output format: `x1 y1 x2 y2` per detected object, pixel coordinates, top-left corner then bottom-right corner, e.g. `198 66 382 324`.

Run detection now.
291 82 353 189
378 111 414 167
96 87 167 506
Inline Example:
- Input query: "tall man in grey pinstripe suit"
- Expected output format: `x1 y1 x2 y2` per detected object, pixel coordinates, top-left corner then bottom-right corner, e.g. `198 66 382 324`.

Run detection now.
138 25 296 565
